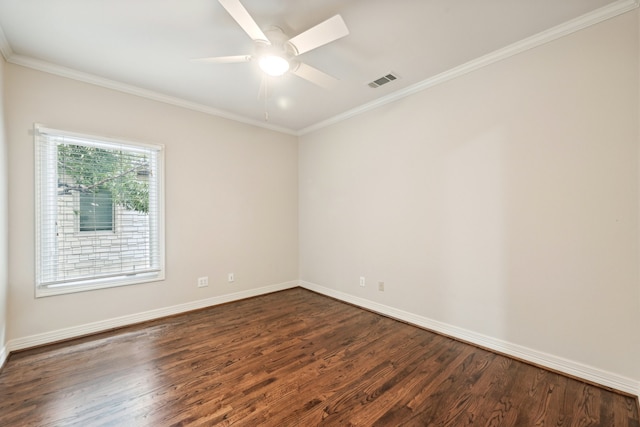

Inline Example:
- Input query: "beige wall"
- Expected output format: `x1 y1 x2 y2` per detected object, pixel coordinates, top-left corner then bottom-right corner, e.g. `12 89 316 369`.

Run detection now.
0 56 8 358
6 64 298 340
2 6 638 391
299 10 639 381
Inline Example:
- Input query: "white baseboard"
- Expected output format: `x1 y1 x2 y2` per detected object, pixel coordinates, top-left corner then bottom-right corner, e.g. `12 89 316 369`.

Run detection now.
0 342 7 369
5 280 298 354
299 280 640 398
4 280 638 398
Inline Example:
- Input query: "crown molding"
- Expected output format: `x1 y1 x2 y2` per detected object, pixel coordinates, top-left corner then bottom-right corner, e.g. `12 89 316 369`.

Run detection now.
6 54 298 136
0 22 12 61
299 0 639 135
0 0 637 136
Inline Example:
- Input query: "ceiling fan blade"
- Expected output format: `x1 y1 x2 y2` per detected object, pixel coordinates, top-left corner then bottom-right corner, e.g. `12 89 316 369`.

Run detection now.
287 15 349 56
291 63 339 89
192 55 251 64
218 0 270 44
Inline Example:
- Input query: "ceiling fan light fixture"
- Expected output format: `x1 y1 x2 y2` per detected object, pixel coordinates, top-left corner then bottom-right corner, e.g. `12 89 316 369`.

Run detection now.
259 55 290 77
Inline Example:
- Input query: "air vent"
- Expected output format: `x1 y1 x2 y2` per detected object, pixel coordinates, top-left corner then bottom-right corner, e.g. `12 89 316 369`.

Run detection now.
368 73 399 88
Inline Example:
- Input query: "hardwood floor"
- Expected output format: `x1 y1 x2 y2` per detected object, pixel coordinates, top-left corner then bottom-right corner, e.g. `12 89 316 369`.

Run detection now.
0 288 638 426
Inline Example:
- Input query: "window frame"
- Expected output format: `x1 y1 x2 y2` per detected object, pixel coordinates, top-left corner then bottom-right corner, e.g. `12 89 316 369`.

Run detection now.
34 124 166 297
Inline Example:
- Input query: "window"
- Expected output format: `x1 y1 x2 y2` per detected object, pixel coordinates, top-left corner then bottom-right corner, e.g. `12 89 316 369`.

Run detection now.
35 124 165 297
79 189 114 232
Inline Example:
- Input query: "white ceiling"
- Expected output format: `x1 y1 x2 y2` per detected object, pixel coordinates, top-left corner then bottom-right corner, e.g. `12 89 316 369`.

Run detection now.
0 0 633 133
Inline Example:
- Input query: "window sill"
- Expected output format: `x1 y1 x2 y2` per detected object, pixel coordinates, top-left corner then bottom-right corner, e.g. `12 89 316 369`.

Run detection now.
35 272 165 298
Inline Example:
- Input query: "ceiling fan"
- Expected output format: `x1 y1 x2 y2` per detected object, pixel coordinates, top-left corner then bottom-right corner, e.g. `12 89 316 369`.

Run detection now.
196 0 350 88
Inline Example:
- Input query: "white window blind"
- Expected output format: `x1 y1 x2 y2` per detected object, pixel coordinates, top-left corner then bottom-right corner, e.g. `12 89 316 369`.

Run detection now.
35 124 165 296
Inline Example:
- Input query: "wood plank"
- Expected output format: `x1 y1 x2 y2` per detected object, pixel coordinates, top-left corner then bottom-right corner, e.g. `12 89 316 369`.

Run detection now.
0 288 637 426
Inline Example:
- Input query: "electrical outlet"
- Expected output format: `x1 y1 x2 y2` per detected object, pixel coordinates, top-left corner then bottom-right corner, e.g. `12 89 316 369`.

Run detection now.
197 277 209 288
378 281 385 292
359 276 365 287
228 273 235 283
